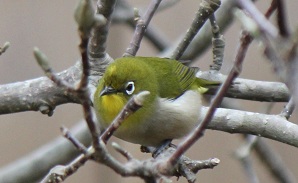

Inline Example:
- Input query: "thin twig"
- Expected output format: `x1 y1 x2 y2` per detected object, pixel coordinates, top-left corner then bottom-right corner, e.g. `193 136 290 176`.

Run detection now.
74 0 102 150
111 142 133 161
123 0 162 56
165 29 252 167
137 24 170 51
100 91 150 143
171 0 221 60
78 38 101 150
61 126 88 155
222 4 274 181
0 42 10 56
276 0 290 37
2 105 298 182
280 97 295 120
255 139 297 183
39 1 107 181
241 156 260 183
40 153 92 183
160 0 238 60
88 0 117 59
0 122 90 183
265 0 277 18
33 48 78 116
235 135 260 183
237 0 278 38
113 0 172 51
33 47 76 91
244 0 298 107
209 14 225 71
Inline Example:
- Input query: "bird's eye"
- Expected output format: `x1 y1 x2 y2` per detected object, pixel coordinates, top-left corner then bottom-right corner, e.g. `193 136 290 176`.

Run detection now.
125 81 135 95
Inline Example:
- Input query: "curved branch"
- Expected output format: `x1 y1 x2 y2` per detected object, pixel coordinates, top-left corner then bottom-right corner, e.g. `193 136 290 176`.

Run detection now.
1 107 297 182
171 0 221 60
0 70 289 115
0 0 118 116
0 63 82 115
0 122 91 183
88 0 116 59
205 107 298 148
161 0 238 60
123 0 162 56
198 71 290 102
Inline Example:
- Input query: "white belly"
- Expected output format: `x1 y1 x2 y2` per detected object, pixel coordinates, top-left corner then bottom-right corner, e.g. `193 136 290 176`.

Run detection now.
111 90 202 146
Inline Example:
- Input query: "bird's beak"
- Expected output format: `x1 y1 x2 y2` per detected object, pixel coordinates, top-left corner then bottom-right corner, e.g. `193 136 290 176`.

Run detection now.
100 86 117 96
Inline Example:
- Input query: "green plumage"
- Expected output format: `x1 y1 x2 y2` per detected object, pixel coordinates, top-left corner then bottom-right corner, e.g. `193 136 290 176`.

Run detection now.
114 56 203 99
93 56 219 146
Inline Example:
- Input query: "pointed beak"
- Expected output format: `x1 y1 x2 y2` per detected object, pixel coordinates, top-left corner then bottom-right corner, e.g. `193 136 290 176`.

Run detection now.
100 86 117 96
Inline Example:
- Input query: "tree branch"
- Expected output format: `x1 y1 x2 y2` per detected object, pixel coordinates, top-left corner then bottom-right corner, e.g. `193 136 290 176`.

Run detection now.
0 42 10 56
88 0 116 59
171 0 221 60
2 105 298 182
205 107 298 148
161 0 237 60
0 64 81 115
255 139 297 183
0 70 290 115
199 71 290 102
166 27 248 168
100 91 150 143
0 122 91 183
113 0 171 51
123 0 162 56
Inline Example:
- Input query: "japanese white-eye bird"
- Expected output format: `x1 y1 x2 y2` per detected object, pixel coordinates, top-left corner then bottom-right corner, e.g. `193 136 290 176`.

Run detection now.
94 57 217 147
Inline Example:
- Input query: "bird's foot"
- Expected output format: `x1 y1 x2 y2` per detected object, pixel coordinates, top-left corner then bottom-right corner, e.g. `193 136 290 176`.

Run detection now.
140 139 176 158
153 139 176 158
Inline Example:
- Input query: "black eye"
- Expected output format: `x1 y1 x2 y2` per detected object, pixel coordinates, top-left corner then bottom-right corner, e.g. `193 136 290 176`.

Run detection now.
125 81 135 95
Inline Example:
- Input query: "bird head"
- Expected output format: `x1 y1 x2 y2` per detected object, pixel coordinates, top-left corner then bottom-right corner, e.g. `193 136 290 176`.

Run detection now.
94 57 157 124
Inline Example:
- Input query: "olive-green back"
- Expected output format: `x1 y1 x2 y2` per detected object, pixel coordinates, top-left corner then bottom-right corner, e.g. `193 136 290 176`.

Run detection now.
130 57 198 99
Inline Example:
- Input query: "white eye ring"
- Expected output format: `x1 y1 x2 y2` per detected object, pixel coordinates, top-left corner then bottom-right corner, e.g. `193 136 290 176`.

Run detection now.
125 81 135 95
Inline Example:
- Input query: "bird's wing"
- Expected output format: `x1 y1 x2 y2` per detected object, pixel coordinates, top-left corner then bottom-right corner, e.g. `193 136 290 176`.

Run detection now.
172 61 198 94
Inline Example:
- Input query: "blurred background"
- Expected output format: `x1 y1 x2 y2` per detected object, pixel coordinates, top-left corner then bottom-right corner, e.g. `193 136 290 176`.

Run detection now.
0 0 297 182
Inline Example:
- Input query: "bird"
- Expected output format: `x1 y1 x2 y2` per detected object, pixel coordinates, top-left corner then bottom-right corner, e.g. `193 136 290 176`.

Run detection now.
93 56 217 148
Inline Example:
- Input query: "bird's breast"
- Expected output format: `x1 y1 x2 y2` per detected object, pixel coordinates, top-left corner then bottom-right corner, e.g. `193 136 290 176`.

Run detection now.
100 94 126 125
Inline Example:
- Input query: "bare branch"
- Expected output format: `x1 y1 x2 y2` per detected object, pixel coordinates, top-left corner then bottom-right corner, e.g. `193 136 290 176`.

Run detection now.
237 0 278 38
0 63 81 115
88 0 116 59
2 104 298 182
166 28 250 167
160 0 237 60
280 97 295 119
33 48 76 91
235 136 260 183
255 139 297 183
41 151 92 183
199 71 290 102
276 0 290 37
111 142 134 161
237 0 298 109
61 126 88 155
100 91 150 143
123 0 162 56
0 122 91 183
0 71 289 116
113 0 171 51
0 42 10 56
206 107 298 148
171 0 221 60
265 0 277 18
209 15 225 71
